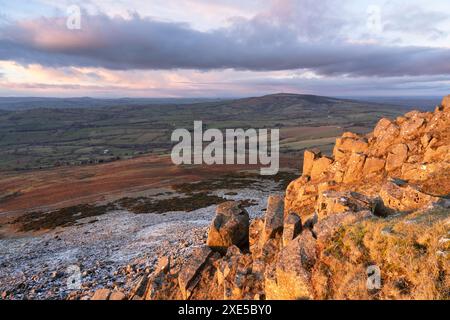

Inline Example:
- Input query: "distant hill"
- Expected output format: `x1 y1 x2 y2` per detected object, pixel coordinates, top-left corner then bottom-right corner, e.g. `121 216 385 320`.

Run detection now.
0 97 225 111
0 93 407 171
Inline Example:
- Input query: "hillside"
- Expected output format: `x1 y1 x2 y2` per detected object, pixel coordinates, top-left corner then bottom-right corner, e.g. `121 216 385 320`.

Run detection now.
0 94 404 171
118 95 450 300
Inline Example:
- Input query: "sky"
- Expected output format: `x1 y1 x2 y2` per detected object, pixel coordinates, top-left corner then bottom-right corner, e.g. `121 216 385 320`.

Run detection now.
0 0 449 98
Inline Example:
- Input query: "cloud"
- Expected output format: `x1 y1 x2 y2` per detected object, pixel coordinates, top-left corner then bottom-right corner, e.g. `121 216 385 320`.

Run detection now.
0 9 449 78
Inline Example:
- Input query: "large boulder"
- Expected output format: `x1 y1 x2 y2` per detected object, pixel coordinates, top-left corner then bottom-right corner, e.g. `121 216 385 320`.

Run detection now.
207 201 249 252
262 195 284 244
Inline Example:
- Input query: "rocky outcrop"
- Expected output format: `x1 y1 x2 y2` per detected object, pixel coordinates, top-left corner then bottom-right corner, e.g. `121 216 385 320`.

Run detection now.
131 95 450 301
285 95 450 219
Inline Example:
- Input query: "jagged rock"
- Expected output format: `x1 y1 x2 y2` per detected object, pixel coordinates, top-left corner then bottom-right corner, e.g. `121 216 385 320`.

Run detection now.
385 143 408 171
343 152 366 183
363 157 385 176
156 256 171 274
109 291 126 300
401 162 450 181
129 275 149 300
206 201 249 252
423 145 450 163
316 191 373 220
400 115 425 139
178 246 213 300
372 120 400 156
262 195 284 244
249 218 264 253
421 133 432 148
215 245 263 300
302 149 321 176
335 137 369 154
310 157 333 181
377 182 440 215
91 288 111 300
282 213 302 247
374 118 393 138
265 230 316 300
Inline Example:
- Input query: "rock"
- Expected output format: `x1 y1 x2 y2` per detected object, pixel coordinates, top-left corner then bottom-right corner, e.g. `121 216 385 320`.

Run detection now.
282 213 302 247
50 271 63 279
363 157 385 176
249 218 263 253
265 230 316 300
206 201 249 252
400 116 425 139
401 162 450 181
313 211 372 241
423 145 450 163
421 133 432 148
310 157 333 181
109 291 126 300
91 288 111 300
373 121 400 156
343 152 366 183
262 195 284 243
316 191 373 220
129 275 149 300
374 118 392 138
156 256 171 274
302 149 321 176
335 137 369 154
377 182 440 215
178 246 213 300
215 245 261 300
385 143 408 171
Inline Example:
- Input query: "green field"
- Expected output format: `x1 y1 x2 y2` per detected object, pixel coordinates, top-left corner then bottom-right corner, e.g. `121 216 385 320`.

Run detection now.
0 94 406 171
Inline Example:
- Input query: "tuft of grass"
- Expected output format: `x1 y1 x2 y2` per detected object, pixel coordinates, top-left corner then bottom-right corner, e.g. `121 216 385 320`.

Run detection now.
313 207 449 299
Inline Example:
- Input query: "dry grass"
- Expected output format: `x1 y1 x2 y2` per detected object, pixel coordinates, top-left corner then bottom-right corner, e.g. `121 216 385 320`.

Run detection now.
312 208 450 300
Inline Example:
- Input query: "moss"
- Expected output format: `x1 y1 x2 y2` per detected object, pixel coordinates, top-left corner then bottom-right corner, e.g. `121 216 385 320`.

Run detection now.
13 203 116 232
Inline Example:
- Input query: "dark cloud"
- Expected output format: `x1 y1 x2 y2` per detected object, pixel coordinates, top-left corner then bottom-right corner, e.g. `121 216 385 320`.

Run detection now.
0 12 449 77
